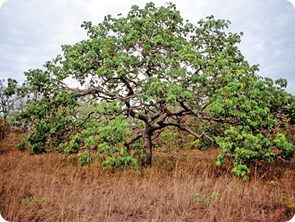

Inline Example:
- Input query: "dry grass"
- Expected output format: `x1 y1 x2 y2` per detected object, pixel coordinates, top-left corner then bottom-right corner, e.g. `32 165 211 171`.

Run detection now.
0 133 295 221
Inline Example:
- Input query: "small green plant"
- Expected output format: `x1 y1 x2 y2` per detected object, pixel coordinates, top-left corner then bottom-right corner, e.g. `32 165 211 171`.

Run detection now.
40 198 48 202
191 192 220 204
280 193 295 208
19 198 37 204
205 192 221 204
191 193 203 202
19 197 48 205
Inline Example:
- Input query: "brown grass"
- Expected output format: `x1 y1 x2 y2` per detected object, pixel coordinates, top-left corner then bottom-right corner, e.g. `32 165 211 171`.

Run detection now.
0 133 295 221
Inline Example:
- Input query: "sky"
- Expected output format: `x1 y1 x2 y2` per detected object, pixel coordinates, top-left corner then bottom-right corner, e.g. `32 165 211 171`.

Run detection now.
0 0 295 94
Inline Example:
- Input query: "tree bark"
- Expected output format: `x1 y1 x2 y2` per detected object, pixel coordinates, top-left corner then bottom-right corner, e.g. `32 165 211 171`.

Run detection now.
142 128 153 166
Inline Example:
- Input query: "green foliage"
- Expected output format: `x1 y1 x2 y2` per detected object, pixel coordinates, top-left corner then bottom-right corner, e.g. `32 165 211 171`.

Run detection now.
191 192 220 204
19 197 48 205
78 151 91 167
191 193 203 202
15 2 295 177
19 198 37 204
280 194 295 208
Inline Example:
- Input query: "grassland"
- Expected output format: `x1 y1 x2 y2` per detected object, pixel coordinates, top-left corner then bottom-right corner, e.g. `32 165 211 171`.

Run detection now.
0 133 295 221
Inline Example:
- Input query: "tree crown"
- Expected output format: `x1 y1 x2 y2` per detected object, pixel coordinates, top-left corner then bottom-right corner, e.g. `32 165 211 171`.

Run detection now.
16 2 295 179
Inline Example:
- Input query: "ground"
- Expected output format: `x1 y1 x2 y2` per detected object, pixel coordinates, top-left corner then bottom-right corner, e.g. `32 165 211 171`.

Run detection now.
0 133 295 221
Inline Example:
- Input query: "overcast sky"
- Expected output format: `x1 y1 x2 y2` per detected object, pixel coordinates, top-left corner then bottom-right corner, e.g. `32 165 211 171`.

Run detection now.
0 0 294 94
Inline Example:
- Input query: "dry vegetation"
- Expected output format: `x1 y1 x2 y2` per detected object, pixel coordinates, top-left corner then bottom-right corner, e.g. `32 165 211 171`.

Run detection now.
0 133 295 222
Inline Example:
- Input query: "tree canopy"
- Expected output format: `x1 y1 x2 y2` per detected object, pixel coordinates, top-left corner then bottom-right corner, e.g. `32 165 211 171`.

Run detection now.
15 2 295 179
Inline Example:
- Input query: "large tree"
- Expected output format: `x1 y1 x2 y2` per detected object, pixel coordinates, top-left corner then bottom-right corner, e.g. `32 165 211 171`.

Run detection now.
17 2 295 179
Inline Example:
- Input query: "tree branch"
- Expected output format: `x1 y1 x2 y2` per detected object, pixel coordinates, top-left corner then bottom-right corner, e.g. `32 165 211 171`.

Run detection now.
124 134 143 151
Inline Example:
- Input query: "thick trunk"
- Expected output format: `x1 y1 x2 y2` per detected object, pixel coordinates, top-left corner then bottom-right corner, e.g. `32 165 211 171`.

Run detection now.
142 129 153 166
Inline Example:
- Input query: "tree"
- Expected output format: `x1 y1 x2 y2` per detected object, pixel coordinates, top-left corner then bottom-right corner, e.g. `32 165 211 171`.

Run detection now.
0 79 18 139
17 2 295 179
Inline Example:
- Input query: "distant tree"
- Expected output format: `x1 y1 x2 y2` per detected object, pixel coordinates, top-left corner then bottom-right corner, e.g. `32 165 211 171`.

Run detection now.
16 2 295 179
0 78 18 139
0 79 18 117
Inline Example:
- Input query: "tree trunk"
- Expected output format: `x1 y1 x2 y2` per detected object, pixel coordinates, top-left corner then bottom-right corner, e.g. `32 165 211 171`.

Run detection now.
142 129 153 166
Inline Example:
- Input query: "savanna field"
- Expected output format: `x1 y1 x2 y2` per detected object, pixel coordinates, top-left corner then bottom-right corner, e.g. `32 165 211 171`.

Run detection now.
0 132 295 222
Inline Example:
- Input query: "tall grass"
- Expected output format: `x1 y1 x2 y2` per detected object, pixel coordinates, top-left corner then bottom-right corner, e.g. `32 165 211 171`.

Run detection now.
0 133 294 221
